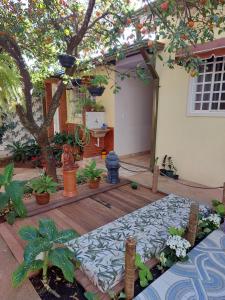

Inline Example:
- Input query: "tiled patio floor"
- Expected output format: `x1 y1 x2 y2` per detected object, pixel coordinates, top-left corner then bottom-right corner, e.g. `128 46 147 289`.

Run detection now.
135 229 225 300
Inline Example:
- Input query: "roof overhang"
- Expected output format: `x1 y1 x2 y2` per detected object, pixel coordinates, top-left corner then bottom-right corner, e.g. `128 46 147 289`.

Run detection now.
176 38 225 60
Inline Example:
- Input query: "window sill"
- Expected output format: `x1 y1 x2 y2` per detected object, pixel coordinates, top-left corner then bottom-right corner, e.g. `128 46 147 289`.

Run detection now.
187 111 225 117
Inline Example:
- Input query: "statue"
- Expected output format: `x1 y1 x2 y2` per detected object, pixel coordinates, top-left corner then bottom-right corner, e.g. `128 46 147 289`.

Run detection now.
61 144 76 171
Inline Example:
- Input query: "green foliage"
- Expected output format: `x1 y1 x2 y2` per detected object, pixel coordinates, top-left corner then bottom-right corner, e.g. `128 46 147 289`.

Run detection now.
0 163 26 224
75 125 91 148
91 75 108 87
31 175 58 194
75 97 95 114
168 227 185 237
108 291 126 300
7 142 27 162
131 181 138 190
53 132 77 147
7 140 41 162
12 218 79 289
77 168 87 185
135 254 153 288
84 291 100 300
0 53 23 110
212 199 225 217
83 160 104 181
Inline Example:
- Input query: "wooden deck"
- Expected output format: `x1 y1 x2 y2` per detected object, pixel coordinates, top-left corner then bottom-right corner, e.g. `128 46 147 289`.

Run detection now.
0 181 165 299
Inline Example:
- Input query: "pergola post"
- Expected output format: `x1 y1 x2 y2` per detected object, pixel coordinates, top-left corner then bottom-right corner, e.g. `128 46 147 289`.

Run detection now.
223 182 225 206
125 236 136 300
186 202 199 247
152 165 159 193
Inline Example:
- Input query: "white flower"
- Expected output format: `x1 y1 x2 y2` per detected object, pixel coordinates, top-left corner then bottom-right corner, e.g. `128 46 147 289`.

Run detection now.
159 252 167 265
202 213 221 227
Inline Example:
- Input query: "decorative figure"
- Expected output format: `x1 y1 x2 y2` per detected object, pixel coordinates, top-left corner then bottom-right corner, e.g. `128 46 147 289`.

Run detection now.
61 144 78 197
61 144 77 171
105 151 120 184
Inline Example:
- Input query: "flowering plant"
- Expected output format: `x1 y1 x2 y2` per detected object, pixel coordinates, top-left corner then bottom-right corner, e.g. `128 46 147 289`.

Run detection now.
158 227 191 268
197 213 221 240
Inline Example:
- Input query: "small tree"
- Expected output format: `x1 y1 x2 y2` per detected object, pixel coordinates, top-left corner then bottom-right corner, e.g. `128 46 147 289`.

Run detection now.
0 1 224 179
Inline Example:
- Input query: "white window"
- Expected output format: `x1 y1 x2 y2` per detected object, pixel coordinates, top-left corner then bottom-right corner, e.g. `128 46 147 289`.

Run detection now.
188 56 225 116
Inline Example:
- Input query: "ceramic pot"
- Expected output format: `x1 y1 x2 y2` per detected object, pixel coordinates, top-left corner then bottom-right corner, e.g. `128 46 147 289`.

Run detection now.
88 86 105 96
35 192 50 205
89 178 100 189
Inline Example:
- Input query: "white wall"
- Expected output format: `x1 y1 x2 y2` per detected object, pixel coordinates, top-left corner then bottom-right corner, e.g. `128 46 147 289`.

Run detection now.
115 69 153 156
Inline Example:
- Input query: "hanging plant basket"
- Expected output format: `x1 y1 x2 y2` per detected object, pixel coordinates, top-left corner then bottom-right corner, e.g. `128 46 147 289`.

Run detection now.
71 78 82 86
88 86 105 97
58 54 76 68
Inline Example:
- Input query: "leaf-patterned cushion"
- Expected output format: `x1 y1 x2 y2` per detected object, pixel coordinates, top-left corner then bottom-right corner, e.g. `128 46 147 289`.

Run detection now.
67 194 208 293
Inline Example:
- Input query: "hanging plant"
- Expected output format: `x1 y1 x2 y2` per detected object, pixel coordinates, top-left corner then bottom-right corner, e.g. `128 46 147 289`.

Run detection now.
87 75 108 97
75 125 90 148
58 54 76 68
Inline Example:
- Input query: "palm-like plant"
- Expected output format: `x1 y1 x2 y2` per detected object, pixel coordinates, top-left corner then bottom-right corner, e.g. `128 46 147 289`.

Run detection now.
12 218 78 298
83 160 104 181
0 163 26 224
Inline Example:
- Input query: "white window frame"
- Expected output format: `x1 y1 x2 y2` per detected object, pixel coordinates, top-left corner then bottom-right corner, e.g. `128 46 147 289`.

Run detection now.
187 56 225 117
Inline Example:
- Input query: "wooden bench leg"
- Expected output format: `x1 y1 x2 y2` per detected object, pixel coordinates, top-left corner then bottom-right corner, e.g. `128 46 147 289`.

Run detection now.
186 202 199 247
125 237 136 300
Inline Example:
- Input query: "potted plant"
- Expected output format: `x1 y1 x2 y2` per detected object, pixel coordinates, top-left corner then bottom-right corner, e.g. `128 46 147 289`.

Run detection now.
166 156 174 178
31 175 58 205
160 155 167 176
58 54 76 68
87 75 108 97
83 160 104 189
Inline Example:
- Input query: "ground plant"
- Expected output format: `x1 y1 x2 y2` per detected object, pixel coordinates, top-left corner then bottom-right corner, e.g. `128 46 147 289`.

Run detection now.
135 254 153 287
12 218 79 298
197 213 221 240
212 199 225 217
159 226 191 268
0 163 26 224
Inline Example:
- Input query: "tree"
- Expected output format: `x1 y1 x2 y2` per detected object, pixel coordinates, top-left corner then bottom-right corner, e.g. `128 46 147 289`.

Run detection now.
0 0 224 178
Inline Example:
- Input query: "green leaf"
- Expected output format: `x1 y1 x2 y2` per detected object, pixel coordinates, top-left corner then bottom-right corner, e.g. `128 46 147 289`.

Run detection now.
4 163 14 184
19 226 39 241
55 229 79 244
23 237 51 264
48 248 75 283
215 204 225 217
12 262 28 287
6 210 16 225
84 291 100 300
39 218 58 241
6 181 26 217
0 192 9 210
29 259 44 272
0 174 5 187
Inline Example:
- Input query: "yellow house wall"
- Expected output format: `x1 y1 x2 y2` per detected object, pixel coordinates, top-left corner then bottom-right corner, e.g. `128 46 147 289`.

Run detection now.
66 66 115 127
94 66 115 127
155 50 225 186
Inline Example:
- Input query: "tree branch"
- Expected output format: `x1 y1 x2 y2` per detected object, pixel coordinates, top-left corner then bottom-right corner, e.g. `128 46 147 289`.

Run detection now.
67 0 96 54
0 34 39 132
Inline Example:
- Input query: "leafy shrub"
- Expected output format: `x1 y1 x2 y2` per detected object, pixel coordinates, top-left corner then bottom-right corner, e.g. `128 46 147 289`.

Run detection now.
130 181 138 190
135 254 153 287
158 227 190 268
7 141 27 162
12 219 78 297
197 213 221 240
31 175 58 194
0 163 26 224
83 160 104 181
212 199 225 217
53 132 76 147
76 168 87 185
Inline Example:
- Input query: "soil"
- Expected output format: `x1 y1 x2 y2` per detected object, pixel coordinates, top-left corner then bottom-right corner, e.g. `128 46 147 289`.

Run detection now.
30 267 86 300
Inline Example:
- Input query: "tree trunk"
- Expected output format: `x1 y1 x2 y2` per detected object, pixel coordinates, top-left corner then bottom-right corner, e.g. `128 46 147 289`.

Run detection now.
37 130 57 182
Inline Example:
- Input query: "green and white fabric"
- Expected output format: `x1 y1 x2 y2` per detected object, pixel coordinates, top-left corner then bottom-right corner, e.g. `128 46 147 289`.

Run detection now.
67 194 208 293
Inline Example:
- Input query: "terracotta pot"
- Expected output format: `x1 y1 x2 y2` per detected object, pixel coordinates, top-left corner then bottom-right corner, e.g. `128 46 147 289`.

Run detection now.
63 169 78 197
34 192 50 205
89 178 100 189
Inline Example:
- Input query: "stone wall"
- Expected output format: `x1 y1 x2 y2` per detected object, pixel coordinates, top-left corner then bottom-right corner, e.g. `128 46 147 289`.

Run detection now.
1 97 43 150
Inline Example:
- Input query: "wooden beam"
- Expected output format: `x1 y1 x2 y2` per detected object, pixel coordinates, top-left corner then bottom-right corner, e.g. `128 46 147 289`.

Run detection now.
125 237 136 300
